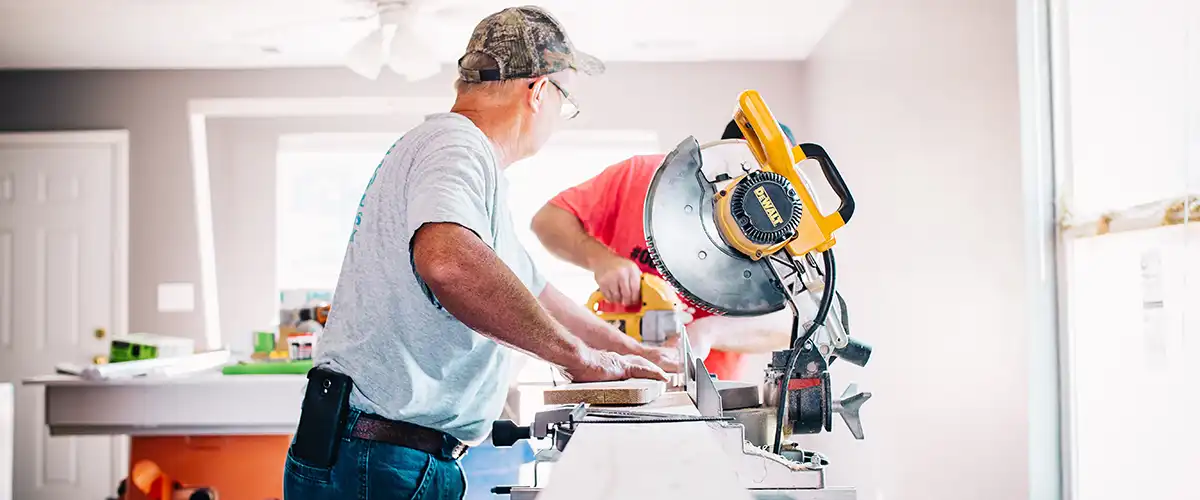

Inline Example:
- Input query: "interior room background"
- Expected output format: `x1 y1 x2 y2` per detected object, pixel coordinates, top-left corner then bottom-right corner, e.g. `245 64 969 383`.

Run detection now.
0 0 1195 500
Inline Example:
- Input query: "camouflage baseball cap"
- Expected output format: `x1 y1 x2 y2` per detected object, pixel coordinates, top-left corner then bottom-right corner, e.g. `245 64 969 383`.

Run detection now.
457 5 605 83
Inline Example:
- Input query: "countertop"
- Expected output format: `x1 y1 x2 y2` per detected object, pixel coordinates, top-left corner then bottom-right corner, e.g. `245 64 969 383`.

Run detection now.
23 372 306 436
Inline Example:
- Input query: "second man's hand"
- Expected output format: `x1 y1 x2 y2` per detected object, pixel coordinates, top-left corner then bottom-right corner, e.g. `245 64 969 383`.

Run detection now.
532 203 643 306
592 254 642 305
632 343 681 374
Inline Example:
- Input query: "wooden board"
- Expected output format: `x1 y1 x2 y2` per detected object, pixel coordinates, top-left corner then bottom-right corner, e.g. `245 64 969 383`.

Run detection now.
542 379 666 405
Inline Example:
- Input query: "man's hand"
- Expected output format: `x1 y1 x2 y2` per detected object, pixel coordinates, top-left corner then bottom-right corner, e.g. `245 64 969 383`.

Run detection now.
564 349 669 383
593 255 642 305
634 344 682 374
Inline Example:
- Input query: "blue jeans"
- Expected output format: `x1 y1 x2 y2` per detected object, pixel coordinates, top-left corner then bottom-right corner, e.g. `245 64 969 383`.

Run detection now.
458 440 535 500
283 410 467 500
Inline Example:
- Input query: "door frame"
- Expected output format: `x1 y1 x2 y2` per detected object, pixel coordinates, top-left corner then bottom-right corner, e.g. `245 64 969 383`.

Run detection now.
0 129 131 490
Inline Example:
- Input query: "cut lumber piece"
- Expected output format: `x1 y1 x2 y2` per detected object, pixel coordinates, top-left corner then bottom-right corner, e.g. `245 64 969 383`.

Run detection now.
542 379 666 405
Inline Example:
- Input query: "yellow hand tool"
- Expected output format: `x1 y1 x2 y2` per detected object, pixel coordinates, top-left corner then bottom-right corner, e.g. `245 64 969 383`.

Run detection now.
585 273 690 346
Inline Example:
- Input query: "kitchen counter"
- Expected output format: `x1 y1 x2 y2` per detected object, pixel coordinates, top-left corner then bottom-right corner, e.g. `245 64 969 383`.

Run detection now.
23 373 306 436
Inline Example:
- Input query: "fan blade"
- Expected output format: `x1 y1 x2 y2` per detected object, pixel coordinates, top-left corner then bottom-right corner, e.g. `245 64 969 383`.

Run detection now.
387 23 443 81
345 27 387 79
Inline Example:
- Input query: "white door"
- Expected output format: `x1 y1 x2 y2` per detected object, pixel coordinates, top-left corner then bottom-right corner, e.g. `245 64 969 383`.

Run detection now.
0 131 128 500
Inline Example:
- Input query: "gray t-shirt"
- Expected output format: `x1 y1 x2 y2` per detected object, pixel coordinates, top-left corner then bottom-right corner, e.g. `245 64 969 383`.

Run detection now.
315 112 546 444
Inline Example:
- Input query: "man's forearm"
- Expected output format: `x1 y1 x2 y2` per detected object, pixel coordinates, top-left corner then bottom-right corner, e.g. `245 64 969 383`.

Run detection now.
538 283 644 355
531 204 620 271
411 223 591 370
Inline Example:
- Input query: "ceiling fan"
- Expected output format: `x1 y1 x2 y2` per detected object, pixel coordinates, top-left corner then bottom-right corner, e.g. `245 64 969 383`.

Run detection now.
219 0 508 81
342 0 475 81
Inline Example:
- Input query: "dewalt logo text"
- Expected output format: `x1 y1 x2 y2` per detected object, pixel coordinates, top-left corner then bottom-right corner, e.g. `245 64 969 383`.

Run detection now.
754 186 784 227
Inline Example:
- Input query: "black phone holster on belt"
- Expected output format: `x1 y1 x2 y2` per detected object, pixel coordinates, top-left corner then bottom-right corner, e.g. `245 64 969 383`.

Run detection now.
291 366 354 469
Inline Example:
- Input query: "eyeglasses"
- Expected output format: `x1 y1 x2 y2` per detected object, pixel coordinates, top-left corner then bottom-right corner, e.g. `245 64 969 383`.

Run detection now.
548 79 580 120
531 78 580 120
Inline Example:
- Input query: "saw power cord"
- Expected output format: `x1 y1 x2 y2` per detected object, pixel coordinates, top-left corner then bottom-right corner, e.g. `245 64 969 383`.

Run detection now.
772 249 837 455
806 252 850 333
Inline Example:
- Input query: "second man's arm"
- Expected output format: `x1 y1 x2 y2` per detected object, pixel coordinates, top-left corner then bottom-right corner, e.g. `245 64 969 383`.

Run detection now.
532 203 643 305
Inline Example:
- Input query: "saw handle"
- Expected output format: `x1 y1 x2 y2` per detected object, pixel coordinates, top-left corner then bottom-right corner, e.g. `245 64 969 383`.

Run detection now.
795 143 855 226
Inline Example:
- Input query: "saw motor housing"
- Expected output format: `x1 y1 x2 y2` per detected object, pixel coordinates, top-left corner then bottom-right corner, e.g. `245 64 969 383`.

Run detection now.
714 170 805 260
716 91 856 259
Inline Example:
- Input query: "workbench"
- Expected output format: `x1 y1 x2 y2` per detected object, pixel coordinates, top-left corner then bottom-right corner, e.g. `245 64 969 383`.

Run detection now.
507 387 856 500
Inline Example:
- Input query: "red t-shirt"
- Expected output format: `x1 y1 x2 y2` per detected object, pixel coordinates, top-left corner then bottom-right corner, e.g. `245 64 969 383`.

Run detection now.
547 154 743 380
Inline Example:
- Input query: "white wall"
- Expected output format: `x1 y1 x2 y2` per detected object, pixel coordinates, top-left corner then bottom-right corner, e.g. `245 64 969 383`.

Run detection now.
795 1 1032 500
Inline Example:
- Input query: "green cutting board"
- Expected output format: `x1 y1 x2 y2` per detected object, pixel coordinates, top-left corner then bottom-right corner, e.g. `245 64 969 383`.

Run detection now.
222 359 313 375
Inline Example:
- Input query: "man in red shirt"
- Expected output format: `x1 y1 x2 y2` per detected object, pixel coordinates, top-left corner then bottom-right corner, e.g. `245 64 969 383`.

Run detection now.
531 120 797 381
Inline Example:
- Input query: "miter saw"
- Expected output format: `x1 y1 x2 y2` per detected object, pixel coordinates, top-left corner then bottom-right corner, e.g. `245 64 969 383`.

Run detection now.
489 90 873 499
644 89 873 454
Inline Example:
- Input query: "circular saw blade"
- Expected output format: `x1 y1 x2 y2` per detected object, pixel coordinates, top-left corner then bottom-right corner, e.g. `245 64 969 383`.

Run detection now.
643 136 788 316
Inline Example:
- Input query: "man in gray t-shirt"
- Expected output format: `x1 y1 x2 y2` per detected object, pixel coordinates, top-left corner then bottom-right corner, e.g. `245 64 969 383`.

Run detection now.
283 6 679 500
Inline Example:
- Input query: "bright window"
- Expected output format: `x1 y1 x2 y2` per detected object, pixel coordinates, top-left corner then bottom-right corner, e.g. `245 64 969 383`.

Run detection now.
1053 1 1198 499
275 132 404 304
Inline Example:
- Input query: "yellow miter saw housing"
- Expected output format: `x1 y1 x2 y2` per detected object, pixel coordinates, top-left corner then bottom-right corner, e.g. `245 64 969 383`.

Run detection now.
715 92 854 260
644 89 873 457
586 273 688 346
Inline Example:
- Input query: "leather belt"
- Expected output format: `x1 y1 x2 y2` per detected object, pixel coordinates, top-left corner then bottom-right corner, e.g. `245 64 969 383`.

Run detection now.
349 414 469 460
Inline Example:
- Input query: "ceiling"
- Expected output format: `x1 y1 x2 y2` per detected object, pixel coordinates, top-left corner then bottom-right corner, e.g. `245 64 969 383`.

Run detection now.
0 0 849 70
